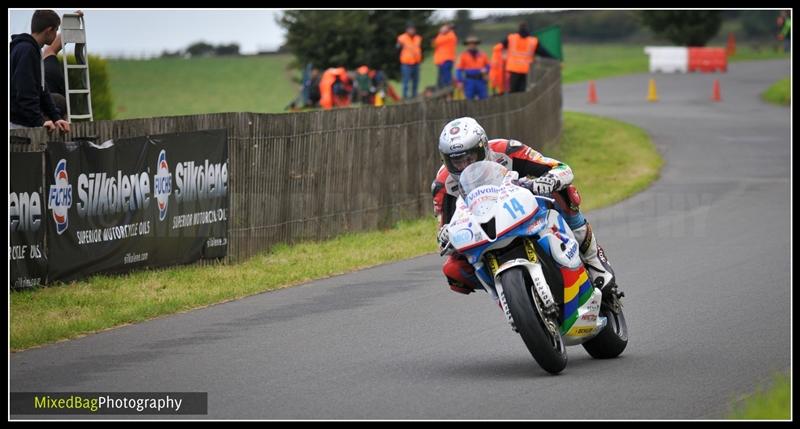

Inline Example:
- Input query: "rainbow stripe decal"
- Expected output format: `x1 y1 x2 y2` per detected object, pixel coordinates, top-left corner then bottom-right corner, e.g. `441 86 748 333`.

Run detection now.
560 265 594 334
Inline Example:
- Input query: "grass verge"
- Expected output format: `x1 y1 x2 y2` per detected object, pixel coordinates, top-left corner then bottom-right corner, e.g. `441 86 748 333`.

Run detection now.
10 111 662 351
761 76 790 106
728 372 791 419
554 111 663 211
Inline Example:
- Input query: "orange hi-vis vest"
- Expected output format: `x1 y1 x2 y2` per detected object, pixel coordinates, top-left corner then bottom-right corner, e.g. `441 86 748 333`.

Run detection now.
319 67 349 110
432 30 457 65
397 32 423 65
489 42 506 93
506 33 538 74
457 50 490 75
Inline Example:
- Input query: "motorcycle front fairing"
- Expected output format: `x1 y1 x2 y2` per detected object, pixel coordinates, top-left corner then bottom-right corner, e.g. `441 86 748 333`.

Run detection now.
447 172 543 294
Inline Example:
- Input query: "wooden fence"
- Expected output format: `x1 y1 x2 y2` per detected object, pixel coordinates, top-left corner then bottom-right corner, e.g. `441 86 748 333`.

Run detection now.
10 58 562 262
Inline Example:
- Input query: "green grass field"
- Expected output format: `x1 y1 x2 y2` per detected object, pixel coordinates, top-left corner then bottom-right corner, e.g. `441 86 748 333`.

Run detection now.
761 76 791 105
106 44 788 119
10 110 661 351
728 372 791 419
107 55 299 119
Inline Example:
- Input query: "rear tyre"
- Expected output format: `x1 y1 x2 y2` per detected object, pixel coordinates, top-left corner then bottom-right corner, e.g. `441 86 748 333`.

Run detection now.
500 267 567 374
582 301 628 359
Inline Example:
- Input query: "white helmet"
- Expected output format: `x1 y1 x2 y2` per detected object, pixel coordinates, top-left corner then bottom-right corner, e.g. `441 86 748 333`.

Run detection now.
438 117 490 177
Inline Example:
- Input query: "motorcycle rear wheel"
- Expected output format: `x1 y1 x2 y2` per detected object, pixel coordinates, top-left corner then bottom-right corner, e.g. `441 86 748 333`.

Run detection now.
582 301 628 359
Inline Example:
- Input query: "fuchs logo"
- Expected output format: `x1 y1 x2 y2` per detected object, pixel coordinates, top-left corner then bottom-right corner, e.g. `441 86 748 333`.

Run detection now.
48 159 72 234
154 149 172 221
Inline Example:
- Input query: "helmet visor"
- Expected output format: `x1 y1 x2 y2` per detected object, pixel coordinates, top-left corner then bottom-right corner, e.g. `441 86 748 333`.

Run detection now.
444 146 486 174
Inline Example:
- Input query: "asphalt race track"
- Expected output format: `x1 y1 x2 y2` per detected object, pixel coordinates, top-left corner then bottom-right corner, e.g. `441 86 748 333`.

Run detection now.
11 59 791 420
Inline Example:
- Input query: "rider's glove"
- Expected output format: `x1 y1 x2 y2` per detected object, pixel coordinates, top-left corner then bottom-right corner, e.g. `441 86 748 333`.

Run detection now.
516 176 535 191
531 174 560 195
437 224 450 251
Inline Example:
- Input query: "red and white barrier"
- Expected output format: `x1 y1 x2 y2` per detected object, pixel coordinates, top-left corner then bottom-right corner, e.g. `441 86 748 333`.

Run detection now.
645 46 727 74
688 47 727 73
644 46 688 73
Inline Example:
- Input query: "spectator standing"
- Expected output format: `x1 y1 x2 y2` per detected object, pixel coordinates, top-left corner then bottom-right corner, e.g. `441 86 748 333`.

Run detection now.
10 10 70 132
456 36 490 100
432 23 457 89
778 10 791 53
489 41 507 95
504 22 538 93
396 23 423 99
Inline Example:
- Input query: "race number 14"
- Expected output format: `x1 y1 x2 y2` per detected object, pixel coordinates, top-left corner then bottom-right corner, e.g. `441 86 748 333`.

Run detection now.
503 198 525 219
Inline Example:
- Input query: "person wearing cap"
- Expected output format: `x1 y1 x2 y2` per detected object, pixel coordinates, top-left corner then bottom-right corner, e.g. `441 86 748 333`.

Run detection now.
396 23 423 99
456 36 490 100
432 23 457 89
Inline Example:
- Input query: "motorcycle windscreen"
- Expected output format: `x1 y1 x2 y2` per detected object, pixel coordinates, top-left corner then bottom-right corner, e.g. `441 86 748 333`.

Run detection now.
458 160 508 197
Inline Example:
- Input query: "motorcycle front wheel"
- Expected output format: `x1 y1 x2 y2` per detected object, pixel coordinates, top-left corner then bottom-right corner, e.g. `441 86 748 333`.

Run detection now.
500 267 567 374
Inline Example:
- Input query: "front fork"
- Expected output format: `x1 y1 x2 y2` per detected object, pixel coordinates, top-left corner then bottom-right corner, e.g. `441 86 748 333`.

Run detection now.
493 258 559 336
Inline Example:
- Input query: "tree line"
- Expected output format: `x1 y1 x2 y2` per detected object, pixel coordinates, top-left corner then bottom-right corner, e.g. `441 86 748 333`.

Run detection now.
161 41 241 58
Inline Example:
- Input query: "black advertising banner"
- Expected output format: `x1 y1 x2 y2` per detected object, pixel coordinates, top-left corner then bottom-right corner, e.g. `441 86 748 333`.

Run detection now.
9 152 47 289
45 139 154 282
146 130 229 266
42 129 228 283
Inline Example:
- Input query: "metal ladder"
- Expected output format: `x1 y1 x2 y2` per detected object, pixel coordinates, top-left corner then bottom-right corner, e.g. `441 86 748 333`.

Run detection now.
60 13 93 122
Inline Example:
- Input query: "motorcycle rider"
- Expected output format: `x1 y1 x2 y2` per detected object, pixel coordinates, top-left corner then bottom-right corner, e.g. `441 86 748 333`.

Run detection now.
432 117 619 297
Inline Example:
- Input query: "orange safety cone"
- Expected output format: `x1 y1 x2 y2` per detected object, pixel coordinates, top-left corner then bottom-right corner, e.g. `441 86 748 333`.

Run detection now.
647 78 659 102
587 80 598 104
712 79 722 102
726 32 736 57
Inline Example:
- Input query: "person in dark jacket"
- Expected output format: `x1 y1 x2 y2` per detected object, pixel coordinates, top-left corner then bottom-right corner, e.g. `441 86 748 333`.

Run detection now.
10 10 70 132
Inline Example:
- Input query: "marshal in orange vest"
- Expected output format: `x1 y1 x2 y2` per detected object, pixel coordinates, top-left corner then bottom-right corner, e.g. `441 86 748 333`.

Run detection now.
506 33 538 74
319 67 351 110
489 42 506 95
432 30 457 65
397 32 423 65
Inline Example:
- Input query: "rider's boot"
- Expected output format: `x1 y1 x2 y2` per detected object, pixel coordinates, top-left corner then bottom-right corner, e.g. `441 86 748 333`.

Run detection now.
443 253 480 295
572 221 623 301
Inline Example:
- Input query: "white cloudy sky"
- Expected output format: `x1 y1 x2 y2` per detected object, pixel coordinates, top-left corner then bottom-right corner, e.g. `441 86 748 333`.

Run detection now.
9 9 546 58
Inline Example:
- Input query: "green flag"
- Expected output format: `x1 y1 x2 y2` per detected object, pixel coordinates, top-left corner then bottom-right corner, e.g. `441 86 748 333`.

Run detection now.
533 25 563 61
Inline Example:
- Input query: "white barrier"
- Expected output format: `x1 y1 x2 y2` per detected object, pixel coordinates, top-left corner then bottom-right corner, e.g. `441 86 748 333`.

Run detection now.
644 46 688 73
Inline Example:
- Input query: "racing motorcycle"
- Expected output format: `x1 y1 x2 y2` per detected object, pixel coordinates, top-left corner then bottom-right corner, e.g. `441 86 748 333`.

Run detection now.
441 161 627 374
